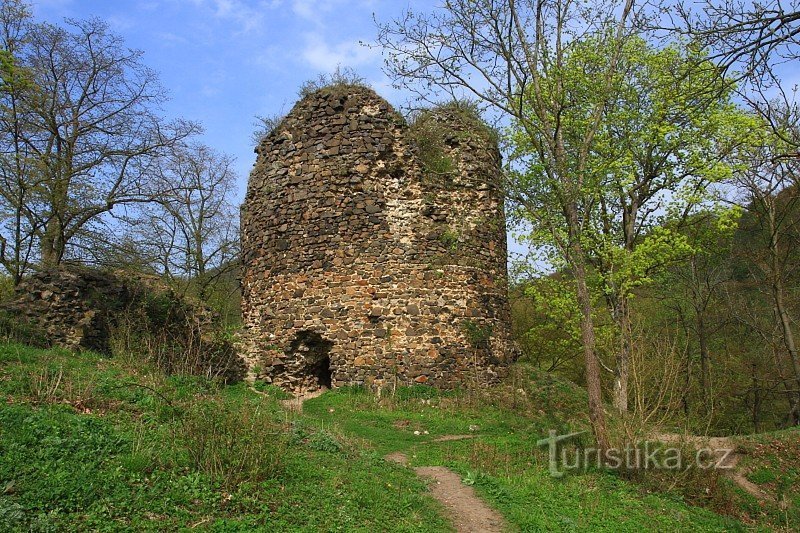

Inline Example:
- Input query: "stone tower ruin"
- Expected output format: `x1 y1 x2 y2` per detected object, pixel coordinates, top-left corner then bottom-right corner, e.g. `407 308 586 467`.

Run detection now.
240 86 517 393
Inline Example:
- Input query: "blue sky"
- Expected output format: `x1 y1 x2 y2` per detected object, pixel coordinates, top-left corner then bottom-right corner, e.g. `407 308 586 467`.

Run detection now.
30 0 425 201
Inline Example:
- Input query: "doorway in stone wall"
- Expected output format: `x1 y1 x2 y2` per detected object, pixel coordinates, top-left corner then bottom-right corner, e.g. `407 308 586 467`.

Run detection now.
290 331 334 389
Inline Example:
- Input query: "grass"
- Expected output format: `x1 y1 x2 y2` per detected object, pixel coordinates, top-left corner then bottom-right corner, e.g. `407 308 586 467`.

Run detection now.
732 427 800 528
301 375 750 532
0 342 450 531
0 341 795 531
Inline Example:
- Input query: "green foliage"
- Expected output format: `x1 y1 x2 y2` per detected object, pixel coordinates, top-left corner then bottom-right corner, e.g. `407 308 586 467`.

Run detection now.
252 379 293 399
512 273 617 381
409 100 496 181
178 397 285 487
108 280 243 383
438 227 460 251
507 35 754 302
409 116 455 178
0 274 13 301
461 319 492 350
517 275 582 368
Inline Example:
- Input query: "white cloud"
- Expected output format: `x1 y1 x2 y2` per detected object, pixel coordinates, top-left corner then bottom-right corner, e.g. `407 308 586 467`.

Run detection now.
301 33 378 72
156 31 189 45
189 0 281 34
106 15 136 32
291 0 375 26
30 0 74 16
291 0 334 25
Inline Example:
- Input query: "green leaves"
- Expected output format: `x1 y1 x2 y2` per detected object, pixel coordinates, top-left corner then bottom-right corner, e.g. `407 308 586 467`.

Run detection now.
507 33 754 304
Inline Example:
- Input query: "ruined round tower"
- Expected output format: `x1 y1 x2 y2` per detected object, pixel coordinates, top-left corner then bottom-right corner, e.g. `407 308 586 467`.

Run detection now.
240 85 516 392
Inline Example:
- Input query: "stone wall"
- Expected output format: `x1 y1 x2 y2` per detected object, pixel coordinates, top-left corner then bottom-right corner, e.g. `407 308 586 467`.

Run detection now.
3 267 245 382
240 86 517 393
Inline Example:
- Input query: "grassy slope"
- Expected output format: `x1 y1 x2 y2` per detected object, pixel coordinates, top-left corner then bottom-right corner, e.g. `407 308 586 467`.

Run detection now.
730 427 800 528
301 371 748 532
0 341 789 531
0 343 450 532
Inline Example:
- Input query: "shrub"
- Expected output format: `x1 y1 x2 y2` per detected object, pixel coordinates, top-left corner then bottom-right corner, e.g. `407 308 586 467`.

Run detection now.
298 65 367 99
408 100 499 182
108 296 244 384
178 397 285 488
0 309 50 348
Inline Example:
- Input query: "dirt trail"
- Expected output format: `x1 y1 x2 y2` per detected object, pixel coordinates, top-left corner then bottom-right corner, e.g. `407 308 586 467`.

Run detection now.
275 393 505 530
386 452 506 533
652 432 783 506
279 388 327 412
250 384 328 412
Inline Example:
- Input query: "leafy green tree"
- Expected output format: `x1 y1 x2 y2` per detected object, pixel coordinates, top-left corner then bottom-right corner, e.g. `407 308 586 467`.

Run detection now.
0 0 39 284
508 35 754 413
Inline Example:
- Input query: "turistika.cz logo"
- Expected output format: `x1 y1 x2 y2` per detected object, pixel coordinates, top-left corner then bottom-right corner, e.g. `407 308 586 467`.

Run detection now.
536 430 734 478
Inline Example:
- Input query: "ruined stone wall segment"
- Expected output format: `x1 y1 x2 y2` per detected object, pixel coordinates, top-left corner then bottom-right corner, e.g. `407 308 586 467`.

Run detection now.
241 86 517 393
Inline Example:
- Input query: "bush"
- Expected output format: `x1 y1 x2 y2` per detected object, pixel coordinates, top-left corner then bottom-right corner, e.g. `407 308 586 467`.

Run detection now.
178 397 285 488
108 295 244 384
0 310 50 348
408 100 498 182
298 65 367 99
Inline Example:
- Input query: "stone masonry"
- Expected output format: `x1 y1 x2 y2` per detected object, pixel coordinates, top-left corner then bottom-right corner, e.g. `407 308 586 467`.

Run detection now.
240 86 517 393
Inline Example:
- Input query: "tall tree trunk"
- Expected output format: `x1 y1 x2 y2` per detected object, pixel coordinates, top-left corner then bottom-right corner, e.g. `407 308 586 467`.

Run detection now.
40 217 63 266
773 276 800 426
696 312 711 414
566 203 610 452
574 257 610 453
609 294 631 414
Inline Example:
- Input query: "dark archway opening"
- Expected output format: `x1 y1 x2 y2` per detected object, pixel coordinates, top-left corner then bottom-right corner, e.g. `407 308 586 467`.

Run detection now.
289 331 334 389
312 356 333 388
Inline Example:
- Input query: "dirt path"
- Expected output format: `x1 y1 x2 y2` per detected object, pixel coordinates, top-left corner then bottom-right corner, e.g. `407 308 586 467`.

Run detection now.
279 388 327 412
652 432 782 505
386 452 506 533
249 385 326 412
275 393 505 530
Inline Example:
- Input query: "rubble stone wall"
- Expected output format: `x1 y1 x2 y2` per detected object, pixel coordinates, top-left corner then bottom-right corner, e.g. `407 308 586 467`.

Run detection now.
240 86 517 393
3 267 245 382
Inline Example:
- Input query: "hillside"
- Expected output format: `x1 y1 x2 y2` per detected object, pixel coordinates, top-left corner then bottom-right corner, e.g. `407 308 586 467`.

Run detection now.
2 342 789 531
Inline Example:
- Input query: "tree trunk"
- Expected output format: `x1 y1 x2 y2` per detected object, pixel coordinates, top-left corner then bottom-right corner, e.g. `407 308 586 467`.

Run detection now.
773 277 800 426
608 294 630 414
696 312 711 414
750 363 762 432
40 218 64 266
566 201 610 452
574 257 610 453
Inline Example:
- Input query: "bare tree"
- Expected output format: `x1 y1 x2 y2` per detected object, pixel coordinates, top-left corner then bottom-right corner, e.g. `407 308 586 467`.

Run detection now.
377 0 641 450
732 137 800 425
134 143 239 299
662 0 800 159
0 6 198 270
665 0 799 77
